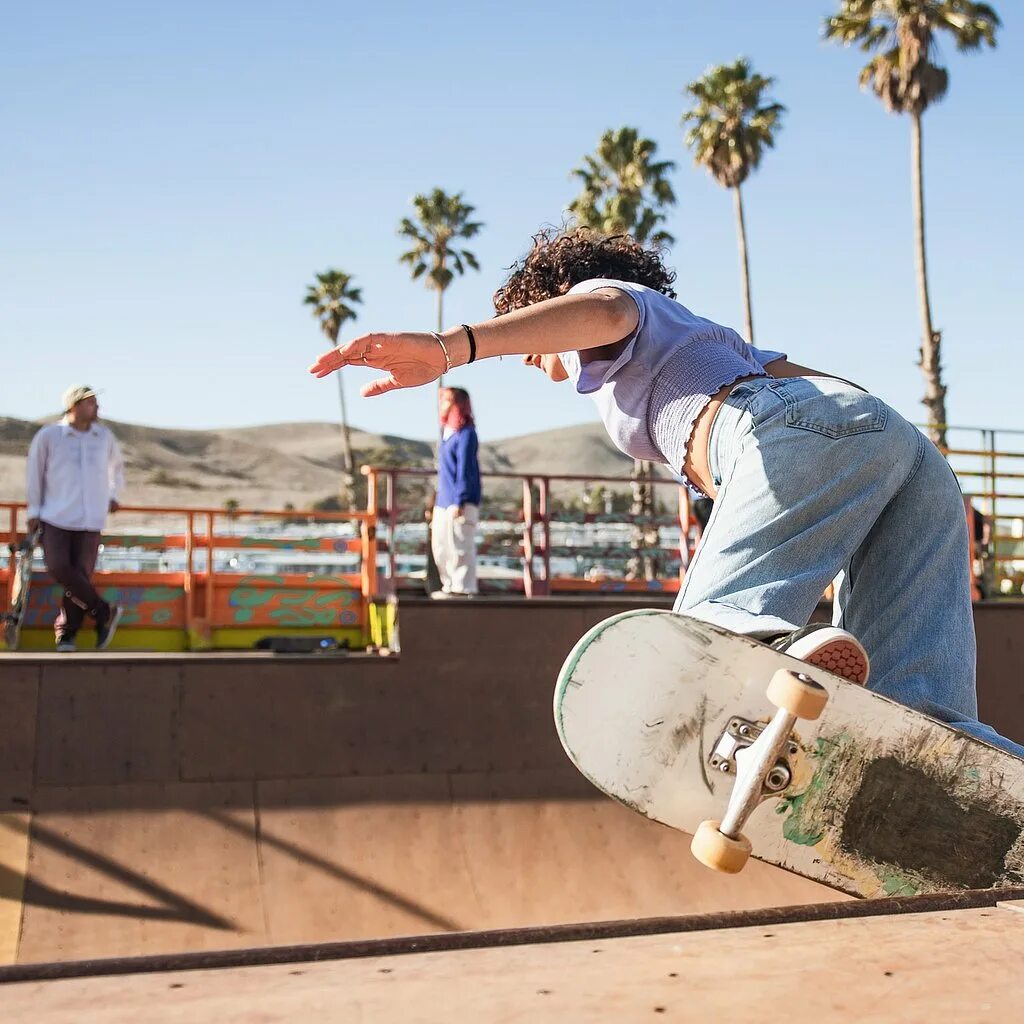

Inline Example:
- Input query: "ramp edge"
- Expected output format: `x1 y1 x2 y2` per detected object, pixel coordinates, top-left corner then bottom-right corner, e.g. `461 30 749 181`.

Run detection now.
4 885 1024 985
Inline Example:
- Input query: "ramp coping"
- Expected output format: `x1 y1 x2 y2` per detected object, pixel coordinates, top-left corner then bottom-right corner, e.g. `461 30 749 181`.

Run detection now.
3 885 1023 986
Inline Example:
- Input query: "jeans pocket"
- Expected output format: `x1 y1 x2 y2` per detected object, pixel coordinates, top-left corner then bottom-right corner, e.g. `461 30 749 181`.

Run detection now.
783 391 887 439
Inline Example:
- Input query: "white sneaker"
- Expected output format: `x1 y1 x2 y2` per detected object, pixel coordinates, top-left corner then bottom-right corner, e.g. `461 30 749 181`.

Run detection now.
771 624 869 685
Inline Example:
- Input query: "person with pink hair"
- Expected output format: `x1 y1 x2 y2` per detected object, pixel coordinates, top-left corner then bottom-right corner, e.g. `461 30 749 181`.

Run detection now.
432 387 480 597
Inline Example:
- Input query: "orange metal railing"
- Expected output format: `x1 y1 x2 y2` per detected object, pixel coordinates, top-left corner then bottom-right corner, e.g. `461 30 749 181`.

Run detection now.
6 423 1021 645
362 465 694 597
938 426 1024 599
1 502 380 649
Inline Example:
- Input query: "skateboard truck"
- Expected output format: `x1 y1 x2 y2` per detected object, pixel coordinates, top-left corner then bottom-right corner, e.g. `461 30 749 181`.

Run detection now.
692 669 828 874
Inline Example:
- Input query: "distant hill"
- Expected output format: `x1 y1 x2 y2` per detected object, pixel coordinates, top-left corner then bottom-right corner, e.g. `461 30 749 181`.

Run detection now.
0 416 674 515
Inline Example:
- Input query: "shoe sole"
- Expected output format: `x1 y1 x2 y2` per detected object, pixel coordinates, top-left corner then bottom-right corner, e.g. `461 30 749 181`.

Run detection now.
800 638 870 685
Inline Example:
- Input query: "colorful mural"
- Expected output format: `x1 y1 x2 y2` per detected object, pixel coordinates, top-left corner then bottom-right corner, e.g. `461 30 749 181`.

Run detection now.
5 572 368 651
23 582 186 628
219 575 361 627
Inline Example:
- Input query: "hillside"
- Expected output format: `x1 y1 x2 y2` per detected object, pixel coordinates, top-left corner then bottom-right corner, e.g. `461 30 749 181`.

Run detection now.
0 416 671 515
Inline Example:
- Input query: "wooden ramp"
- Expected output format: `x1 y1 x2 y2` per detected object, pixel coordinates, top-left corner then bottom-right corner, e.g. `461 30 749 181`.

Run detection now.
3 890 1023 1022
3 773 837 964
6 598 1022 977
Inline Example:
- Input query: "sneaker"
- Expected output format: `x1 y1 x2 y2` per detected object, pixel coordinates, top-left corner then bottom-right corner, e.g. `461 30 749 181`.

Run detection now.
770 624 869 685
55 635 77 653
95 604 124 651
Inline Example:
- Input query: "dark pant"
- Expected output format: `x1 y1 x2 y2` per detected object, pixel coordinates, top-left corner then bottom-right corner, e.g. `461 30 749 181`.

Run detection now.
40 523 107 639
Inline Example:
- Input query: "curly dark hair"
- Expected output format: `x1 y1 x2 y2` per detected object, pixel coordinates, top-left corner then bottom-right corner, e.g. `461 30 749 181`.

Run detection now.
492 227 676 314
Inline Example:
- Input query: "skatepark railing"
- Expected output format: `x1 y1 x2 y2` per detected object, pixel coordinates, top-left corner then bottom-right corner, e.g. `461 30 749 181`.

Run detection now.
361 465 695 597
936 425 1024 599
0 502 384 650
5 421 1018 630
365 427 1024 600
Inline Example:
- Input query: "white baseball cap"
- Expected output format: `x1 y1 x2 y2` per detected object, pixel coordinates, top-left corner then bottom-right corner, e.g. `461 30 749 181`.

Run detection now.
62 385 102 411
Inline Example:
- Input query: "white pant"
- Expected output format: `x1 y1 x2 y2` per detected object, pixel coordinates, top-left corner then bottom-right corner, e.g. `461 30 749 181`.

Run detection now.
431 504 479 594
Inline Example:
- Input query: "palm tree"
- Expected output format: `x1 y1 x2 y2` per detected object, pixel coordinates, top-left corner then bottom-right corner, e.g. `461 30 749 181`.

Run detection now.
568 128 677 245
824 1 1000 447
398 189 483 389
304 269 362 502
682 59 784 344
569 130 677 571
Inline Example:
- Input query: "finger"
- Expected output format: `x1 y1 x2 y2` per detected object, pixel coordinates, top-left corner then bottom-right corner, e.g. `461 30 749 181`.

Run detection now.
334 333 376 360
361 376 400 398
308 351 344 375
310 359 342 378
308 333 380 375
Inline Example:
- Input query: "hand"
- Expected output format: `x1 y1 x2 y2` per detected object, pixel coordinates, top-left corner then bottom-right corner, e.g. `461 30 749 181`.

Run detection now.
308 332 447 398
27 517 40 533
456 505 465 522
109 500 120 513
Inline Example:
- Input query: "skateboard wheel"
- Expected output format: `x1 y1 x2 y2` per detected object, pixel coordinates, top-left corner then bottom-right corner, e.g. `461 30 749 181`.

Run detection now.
767 669 828 720
691 819 752 874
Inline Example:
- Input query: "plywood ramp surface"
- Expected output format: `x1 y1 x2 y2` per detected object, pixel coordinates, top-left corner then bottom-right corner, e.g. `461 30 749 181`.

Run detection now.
16 774 838 963
17 784 264 964
5 904 1024 1023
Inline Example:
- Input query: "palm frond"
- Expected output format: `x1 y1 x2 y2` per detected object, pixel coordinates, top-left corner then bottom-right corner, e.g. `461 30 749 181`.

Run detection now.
568 127 677 243
825 0 998 115
681 58 784 189
397 189 483 293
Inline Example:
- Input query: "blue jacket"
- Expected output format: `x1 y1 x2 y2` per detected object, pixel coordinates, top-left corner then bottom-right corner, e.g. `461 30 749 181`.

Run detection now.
436 426 481 507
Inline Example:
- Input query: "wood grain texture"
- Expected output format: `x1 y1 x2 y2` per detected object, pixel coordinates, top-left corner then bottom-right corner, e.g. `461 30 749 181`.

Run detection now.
3 904 1023 1022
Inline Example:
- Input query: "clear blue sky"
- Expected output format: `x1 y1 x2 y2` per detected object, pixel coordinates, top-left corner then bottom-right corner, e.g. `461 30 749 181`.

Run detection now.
2 1 1021 443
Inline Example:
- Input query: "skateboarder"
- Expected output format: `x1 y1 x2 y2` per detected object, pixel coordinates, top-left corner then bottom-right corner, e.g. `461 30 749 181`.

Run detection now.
25 385 125 652
310 228 1024 757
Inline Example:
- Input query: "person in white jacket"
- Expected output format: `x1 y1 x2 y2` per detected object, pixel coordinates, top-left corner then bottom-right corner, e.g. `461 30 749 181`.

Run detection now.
26 385 125 651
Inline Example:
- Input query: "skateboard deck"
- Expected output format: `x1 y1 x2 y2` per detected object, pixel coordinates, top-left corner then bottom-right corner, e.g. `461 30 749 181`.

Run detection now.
2 529 39 651
555 609 1024 898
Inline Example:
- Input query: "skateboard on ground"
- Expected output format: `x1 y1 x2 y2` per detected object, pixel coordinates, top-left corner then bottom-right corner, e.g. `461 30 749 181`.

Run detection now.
2 527 40 650
555 609 1024 898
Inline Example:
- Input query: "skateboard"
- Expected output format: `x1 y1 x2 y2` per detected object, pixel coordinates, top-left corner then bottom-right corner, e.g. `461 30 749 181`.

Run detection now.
3 527 41 650
554 609 1024 898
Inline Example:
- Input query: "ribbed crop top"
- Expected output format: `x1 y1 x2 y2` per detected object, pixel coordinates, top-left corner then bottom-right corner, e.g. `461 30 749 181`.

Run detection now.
558 279 786 495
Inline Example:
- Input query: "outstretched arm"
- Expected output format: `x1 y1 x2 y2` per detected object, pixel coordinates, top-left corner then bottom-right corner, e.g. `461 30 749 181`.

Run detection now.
308 288 638 397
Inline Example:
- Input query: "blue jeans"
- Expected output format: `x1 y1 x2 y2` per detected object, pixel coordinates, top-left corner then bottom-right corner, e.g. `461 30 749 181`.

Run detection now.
674 376 1024 759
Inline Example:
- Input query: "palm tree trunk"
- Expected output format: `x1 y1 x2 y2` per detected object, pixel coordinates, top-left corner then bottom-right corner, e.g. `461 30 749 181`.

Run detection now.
436 287 445 450
329 345 356 506
436 287 445 379
630 459 654 581
733 185 754 344
911 112 948 448
335 375 355 475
